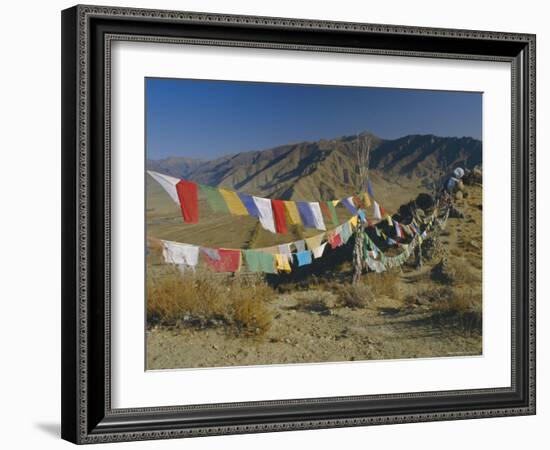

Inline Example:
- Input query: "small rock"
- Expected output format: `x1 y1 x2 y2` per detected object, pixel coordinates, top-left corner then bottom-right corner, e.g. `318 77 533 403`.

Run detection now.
469 240 481 250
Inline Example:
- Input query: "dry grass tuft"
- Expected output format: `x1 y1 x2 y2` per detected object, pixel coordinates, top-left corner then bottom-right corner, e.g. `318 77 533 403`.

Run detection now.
366 271 401 300
147 269 274 335
337 282 374 308
405 286 481 332
451 262 480 285
294 290 337 313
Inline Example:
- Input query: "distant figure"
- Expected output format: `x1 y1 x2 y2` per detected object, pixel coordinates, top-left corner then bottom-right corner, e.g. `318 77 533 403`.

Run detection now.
444 167 465 195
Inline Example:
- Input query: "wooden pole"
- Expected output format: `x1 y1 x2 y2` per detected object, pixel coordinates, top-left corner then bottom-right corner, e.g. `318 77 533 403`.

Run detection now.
352 136 370 284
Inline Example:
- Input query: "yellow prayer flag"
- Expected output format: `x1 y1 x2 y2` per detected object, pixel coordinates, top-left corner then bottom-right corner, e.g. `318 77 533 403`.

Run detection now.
362 193 371 207
275 254 291 273
305 233 324 251
218 189 249 215
283 201 302 225
386 215 393 226
350 216 358 228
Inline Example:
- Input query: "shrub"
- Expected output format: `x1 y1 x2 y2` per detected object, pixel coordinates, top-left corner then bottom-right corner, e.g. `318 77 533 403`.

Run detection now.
367 271 401 299
337 282 373 308
431 289 482 332
294 290 337 313
147 268 275 335
231 295 273 335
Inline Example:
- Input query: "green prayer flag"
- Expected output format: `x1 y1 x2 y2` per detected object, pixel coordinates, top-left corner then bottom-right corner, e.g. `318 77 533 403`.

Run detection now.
200 185 230 214
244 250 276 274
325 201 339 226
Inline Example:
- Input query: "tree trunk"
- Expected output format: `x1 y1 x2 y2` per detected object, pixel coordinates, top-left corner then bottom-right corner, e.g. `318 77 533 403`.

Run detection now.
415 239 423 268
352 223 365 284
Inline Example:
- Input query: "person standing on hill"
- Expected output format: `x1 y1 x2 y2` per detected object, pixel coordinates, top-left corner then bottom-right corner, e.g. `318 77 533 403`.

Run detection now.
444 167 465 195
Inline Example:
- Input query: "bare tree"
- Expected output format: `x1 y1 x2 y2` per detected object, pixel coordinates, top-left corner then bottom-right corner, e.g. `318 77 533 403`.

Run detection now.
352 135 371 284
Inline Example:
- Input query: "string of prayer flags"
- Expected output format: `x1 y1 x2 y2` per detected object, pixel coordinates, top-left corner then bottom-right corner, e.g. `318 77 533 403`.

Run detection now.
243 249 276 274
203 248 242 272
149 170 405 233
296 250 313 267
253 196 277 233
271 199 288 234
219 188 248 216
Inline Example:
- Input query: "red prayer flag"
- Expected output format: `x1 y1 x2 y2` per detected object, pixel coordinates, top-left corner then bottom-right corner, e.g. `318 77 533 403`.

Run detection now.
319 201 332 221
353 195 364 209
175 180 199 223
203 249 241 272
329 233 343 249
271 199 288 234
379 206 387 217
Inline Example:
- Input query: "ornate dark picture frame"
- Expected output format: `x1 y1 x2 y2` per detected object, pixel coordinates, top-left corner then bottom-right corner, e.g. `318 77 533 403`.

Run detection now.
61 4 536 444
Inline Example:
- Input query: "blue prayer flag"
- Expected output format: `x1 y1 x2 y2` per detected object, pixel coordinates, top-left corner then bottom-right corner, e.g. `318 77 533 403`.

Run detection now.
296 250 312 267
367 179 375 198
296 202 316 228
238 193 261 218
342 197 358 215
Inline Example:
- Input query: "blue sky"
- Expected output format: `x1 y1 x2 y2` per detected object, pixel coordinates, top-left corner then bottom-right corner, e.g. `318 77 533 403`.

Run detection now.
146 78 482 160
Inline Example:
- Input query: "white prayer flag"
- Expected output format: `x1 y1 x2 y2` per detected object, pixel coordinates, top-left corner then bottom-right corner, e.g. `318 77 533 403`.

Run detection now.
147 170 180 204
252 196 276 233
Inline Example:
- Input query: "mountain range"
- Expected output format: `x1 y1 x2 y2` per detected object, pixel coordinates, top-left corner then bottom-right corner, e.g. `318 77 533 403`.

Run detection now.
146 133 481 202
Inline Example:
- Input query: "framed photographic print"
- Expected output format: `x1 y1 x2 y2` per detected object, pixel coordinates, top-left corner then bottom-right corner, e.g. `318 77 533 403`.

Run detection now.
61 5 536 444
